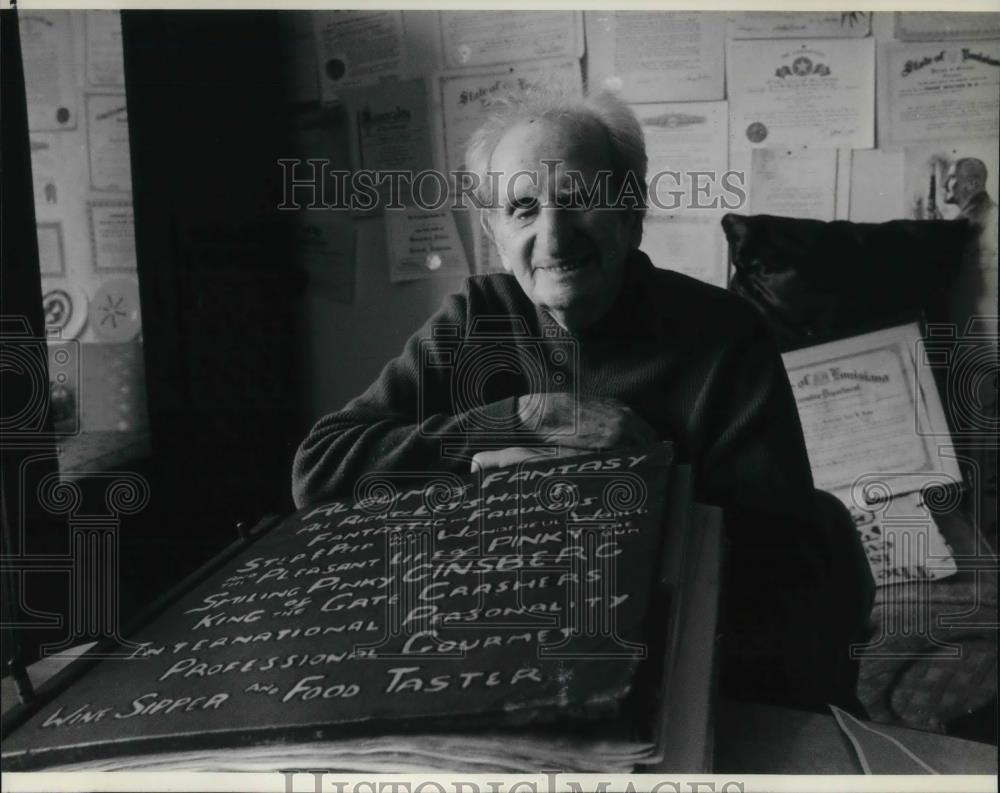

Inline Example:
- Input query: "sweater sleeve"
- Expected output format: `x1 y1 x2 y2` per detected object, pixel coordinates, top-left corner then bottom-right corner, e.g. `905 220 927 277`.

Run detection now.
291 286 530 508
698 310 816 521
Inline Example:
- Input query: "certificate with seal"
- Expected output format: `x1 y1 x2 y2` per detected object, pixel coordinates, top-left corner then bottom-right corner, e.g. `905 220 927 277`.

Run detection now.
878 40 1000 148
727 38 875 151
781 323 962 506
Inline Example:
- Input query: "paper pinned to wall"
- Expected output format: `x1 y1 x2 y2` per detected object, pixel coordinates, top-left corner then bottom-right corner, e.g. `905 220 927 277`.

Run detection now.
849 149 905 222
437 59 583 176
313 10 405 103
19 12 78 131
634 101 730 216
85 11 124 87
585 11 725 103
439 11 583 70
343 77 434 180
749 147 838 221
878 41 1000 148
292 211 355 304
851 491 957 588
385 206 469 283
894 12 1000 41
727 11 872 39
727 38 875 151
642 214 729 289
86 94 132 192
88 201 137 272
37 222 66 276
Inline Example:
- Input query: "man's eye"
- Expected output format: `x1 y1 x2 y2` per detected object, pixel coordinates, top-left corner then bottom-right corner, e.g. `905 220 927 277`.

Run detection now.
557 191 586 209
508 197 538 217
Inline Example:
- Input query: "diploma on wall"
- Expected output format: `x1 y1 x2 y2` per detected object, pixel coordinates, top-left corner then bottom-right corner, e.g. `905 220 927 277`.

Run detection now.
782 323 962 508
88 201 138 272
585 11 725 103
727 38 875 151
85 11 125 87
313 10 405 103
894 12 1000 42
436 60 582 176
878 41 1000 148
86 94 132 192
727 11 872 39
642 215 728 288
19 12 78 131
438 11 582 70
749 147 838 221
634 101 729 216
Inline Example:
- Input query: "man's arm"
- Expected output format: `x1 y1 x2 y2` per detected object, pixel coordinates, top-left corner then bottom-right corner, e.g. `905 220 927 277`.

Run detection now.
291 289 526 508
698 310 816 520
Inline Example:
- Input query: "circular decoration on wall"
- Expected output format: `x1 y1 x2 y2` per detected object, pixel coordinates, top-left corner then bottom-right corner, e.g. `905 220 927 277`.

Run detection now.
42 283 88 339
746 122 768 144
92 278 142 343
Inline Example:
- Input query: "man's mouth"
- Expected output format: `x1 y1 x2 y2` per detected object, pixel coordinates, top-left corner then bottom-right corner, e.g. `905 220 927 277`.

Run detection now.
534 258 592 274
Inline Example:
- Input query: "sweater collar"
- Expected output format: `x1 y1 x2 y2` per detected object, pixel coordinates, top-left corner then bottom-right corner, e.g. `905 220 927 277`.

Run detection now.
535 249 666 341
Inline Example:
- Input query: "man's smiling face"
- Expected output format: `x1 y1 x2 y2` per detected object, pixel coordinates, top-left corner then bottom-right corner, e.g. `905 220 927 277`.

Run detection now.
485 116 640 332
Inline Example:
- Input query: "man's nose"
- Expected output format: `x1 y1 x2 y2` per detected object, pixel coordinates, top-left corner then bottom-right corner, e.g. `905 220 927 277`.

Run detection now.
535 204 575 259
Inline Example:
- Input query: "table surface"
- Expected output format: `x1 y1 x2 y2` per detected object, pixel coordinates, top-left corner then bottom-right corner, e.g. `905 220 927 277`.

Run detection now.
3 647 997 774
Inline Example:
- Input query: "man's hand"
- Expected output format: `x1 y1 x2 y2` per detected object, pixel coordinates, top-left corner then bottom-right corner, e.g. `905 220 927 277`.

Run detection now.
516 393 657 449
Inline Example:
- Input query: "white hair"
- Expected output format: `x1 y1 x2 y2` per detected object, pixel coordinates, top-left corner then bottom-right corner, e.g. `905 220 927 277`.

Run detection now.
464 87 648 221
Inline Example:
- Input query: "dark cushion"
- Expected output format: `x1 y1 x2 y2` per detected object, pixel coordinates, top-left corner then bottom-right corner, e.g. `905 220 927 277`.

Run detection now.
721 213 972 352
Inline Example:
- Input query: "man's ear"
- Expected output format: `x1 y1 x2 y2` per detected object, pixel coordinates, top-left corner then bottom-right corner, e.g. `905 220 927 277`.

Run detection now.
479 210 513 271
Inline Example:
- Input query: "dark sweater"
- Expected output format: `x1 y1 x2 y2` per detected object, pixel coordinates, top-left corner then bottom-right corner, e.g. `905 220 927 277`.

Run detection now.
293 249 870 710
293 249 815 517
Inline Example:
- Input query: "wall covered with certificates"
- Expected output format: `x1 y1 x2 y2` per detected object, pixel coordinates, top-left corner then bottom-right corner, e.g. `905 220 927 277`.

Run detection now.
276 10 998 417
20 11 149 453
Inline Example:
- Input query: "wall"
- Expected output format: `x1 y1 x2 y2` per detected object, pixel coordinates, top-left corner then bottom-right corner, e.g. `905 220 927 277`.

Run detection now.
288 10 998 425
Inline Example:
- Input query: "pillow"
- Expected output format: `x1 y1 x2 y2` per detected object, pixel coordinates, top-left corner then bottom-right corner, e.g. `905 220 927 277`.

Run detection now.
721 213 972 352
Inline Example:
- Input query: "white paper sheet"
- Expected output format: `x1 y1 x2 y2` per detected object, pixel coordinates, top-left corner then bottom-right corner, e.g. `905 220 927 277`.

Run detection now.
88 201 137 272
385 206 469 283
782 323 963 502
439 11 583 70
641 214 728 288
585 11 725 103
728 38 875 151
436 60 583 176
19 12 78 131
894 12 1000 41
85 11 124 87
86 94 132 192
851 491 958 588
727 11 872 39
879 41 1000 148
634 101 730 216
749 147 838 221
849 149 905 223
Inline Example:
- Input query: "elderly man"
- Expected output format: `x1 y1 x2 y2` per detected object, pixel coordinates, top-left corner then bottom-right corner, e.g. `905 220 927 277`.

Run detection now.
293 91 871 712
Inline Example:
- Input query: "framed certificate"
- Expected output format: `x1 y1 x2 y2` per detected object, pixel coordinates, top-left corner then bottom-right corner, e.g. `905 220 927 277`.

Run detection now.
782 323 962 508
